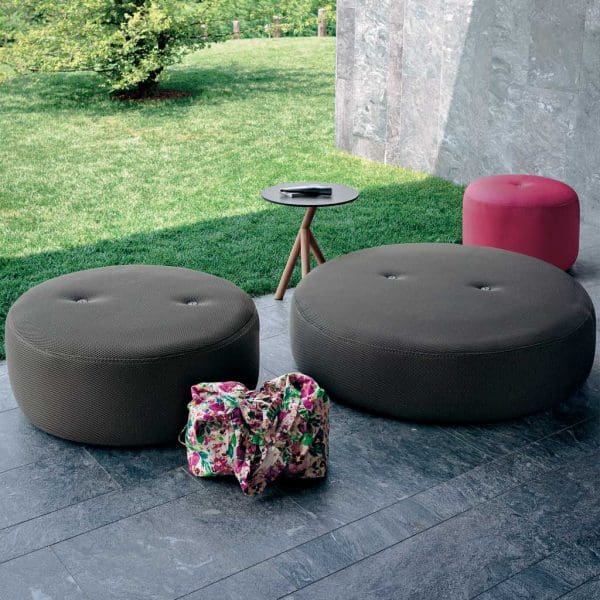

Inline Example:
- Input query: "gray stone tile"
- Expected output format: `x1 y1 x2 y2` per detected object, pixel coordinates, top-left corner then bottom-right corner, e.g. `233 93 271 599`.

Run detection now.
55 509 216 600
579 225 600 251
401 0 444 81
0 363 16 412
480 532 600 598
183 561 295 600
528 0 587 92
0 548 87 600
521 417 600 472
0 446 118 529
335 6 355 82
330 404 492 484
277 404 490 525
395 76 441 173
513 86 577 179
587 1 600 30
252 292 276 311
389 0 444 171
272 530 358 589
53 485 332 600
500 450 600 545
276 442 401 526
568 7 600 223
491 0 531 89
351 0 390 143
85 443 187 487
282 501 559 600
260 332 297 376
335 75 355 151
414 449 548 520
0 467 199 564
271 498 439 589
384 0 404 153
559 576 600 600
476 562 571 600
0 407 75 473
536 541 600 589
253 289 294 310
350 135 386 162
337 0 600 214
258 366 278 387
437 0 494 182
257 301 289 340
443 389 597 458
147 483 333 564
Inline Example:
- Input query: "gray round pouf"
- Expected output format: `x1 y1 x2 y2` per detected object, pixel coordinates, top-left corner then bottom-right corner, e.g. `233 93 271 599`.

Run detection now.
291 243 596 423
6 265 259 445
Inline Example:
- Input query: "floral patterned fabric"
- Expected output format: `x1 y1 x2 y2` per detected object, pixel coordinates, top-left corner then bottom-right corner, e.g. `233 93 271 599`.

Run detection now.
183 373 329 496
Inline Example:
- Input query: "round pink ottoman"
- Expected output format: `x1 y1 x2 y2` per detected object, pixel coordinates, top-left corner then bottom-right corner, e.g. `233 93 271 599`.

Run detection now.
463 175 580 270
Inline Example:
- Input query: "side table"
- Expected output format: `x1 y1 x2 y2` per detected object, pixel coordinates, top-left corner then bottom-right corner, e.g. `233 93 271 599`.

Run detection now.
261 182 360 300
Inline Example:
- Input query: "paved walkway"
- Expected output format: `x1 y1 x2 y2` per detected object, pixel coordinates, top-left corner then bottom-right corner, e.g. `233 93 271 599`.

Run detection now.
1 228 599 599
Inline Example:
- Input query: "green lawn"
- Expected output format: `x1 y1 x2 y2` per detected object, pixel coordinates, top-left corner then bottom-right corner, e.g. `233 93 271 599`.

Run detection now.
0 37 463 357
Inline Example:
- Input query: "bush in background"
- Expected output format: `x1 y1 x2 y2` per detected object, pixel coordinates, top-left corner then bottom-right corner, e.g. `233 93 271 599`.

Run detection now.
0 0 45 47
0 0 210 95
204 0 336 39
0 0 335 90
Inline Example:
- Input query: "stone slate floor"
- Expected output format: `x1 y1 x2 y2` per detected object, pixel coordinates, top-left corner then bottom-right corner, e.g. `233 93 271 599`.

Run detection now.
1 226 600 600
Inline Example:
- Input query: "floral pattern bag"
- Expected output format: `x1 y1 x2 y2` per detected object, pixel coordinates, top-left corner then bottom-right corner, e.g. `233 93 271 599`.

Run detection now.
182 373 329 496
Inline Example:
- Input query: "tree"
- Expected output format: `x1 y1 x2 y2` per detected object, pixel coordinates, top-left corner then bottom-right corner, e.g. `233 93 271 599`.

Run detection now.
1 0 211 96
0 0 46 47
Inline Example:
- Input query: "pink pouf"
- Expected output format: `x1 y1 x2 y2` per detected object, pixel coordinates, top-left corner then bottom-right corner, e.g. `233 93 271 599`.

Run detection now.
462 175 580 270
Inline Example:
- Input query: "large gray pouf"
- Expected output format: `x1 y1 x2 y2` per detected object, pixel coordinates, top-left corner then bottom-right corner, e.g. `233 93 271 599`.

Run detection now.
291 243 596 423
6 265 259 445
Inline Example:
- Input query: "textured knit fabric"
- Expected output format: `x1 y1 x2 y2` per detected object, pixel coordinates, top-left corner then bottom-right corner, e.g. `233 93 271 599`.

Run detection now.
291 243 596 423
463 174 580 270
184 373 329 495
6 265 259 445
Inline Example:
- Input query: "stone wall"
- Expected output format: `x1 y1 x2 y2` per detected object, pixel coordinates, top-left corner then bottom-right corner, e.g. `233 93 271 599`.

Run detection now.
336 0 600 223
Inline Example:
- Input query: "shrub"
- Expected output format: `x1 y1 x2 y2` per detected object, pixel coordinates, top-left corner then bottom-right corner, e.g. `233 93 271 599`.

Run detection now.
0 0 45 47
204 0 336 39
0 0 210 95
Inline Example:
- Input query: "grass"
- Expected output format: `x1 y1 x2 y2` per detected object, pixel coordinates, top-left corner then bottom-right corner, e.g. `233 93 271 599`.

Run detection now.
0 37 463 357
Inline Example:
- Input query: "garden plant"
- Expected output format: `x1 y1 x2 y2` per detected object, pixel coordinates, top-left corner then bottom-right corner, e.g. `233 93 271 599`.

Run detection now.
1 0 210 96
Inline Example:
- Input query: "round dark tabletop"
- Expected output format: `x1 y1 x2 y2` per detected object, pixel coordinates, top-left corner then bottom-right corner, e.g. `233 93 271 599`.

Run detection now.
261 182 360 208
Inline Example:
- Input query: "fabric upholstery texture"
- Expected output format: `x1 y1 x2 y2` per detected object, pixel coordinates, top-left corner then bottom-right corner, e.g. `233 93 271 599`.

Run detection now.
462 174 580 270
6 265 259 445
291 243 596 423
184 373 329 496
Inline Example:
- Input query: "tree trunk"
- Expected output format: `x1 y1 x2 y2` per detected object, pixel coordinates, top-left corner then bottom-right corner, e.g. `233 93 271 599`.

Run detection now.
134 68 162 97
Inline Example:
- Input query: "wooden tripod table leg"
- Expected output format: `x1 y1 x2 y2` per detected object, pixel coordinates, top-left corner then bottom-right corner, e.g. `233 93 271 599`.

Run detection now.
274 230 301 300
275 206 325 300
309 230 326 265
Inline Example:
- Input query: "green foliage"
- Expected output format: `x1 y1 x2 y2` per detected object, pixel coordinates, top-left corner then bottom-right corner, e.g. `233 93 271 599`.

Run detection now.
0 0 210 94
0 0 45 46
0 0 45 81
204 0 336 39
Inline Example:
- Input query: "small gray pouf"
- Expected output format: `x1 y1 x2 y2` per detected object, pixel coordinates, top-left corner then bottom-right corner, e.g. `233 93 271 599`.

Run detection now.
291 244 596 423
6 265 259 445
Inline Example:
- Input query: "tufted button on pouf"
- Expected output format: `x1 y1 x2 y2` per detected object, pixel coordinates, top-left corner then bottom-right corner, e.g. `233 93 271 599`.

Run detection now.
5 265 259 445
291 244 596 423
463 174 580 270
